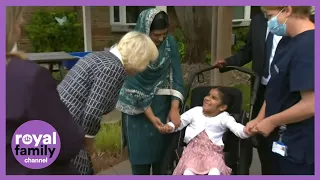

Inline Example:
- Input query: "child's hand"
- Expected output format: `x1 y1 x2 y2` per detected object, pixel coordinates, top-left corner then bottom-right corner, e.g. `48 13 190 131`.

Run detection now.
160 124 174 134
243 127 252 137
244 118 260 136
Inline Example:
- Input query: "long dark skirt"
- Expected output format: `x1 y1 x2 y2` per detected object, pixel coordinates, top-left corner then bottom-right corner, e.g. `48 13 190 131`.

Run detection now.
122 95 172 166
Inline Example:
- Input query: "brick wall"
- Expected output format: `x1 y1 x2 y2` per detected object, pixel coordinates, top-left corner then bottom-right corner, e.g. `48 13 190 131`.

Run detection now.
18 6 179 52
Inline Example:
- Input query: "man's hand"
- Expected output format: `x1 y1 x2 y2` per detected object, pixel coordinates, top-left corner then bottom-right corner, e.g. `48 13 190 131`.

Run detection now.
214 59 227 68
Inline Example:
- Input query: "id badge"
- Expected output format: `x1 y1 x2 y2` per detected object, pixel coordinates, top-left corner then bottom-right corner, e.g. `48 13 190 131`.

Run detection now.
272 141 288 157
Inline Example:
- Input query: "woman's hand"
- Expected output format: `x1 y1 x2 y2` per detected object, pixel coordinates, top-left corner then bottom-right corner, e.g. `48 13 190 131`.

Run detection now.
145 106 165 132
159 124 175 134
84 137 96 173
84 138 95 155
254 118 277 137
150 117 165 132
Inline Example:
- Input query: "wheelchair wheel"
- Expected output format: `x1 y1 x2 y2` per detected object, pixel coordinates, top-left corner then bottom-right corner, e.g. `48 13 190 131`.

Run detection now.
160 132 184 175
236 111 253 175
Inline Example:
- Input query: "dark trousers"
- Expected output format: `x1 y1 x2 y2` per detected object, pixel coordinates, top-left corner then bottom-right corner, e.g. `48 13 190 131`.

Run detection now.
252 84 273 175
131 161 163 175
271 154 314 175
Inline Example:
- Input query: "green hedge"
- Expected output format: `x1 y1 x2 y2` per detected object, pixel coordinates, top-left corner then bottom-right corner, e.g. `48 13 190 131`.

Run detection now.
25 10 84 52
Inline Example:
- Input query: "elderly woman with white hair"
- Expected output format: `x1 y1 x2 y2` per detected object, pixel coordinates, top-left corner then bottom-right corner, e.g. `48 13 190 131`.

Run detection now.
57 31 159 175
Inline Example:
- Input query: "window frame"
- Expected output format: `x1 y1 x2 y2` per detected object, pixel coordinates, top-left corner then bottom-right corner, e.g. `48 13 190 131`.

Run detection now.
109 6 252 28
232 6 251 22
110 6 167 25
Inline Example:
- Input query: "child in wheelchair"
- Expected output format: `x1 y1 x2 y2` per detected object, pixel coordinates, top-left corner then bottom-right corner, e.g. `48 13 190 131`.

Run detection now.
163 87 251 175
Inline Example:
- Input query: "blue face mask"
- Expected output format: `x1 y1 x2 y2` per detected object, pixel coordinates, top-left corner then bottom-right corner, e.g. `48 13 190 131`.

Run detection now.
267 10 288 36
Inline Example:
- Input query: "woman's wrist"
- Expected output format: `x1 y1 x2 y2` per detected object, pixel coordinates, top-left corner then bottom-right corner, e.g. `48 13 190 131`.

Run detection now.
144 106 156 121
266 115 282 127
170 99 180 111
150 117 159 125
256 116 264 122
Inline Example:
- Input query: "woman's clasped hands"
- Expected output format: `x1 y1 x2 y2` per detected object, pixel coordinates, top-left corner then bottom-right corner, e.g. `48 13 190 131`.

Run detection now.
150 116 175 134
244 118 277 137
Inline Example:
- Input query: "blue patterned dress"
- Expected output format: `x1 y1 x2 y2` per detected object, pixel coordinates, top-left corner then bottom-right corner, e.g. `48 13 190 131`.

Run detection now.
58 51 127 175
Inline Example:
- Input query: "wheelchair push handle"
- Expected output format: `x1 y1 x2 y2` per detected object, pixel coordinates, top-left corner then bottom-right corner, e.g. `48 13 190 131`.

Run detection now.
220 66 256 77
182 64 220 112
185 65 257 87
220 66 260 106
183 65 259 111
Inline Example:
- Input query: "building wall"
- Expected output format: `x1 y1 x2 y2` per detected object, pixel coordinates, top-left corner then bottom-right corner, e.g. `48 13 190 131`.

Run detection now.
18 6 179 52
19 6 81 52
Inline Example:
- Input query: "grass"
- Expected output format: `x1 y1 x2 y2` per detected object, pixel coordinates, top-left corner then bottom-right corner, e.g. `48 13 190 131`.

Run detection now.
232 83 251 112
231 62 252 112
91 122 125 173
94 122 122 153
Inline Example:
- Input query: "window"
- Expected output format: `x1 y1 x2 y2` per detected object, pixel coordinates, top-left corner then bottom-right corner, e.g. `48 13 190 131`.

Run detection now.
110 6 251 28
110 6 167 25
232 6 251 22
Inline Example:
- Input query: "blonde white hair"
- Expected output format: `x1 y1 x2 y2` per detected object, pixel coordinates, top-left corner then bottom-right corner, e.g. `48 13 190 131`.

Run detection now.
6 6 26 63
116 31 158 72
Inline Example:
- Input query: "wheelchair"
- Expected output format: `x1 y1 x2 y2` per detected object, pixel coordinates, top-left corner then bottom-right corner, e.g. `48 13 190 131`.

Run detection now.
160 66 261 175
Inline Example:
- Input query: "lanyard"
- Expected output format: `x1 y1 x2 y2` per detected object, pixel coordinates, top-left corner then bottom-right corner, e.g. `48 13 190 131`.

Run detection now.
278 125 287 142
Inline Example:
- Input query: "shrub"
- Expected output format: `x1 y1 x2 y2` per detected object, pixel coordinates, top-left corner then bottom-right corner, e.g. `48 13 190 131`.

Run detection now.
25 10 84 52
173 28 187 62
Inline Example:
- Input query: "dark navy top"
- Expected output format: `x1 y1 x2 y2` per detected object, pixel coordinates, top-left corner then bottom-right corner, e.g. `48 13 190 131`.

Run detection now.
265 30 314 164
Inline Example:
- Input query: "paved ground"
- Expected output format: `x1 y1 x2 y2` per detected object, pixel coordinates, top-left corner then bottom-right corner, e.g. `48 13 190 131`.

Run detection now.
98 148 262 175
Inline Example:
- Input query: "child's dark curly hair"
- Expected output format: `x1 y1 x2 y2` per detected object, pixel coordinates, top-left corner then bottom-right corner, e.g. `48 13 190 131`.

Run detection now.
213 87 234 112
